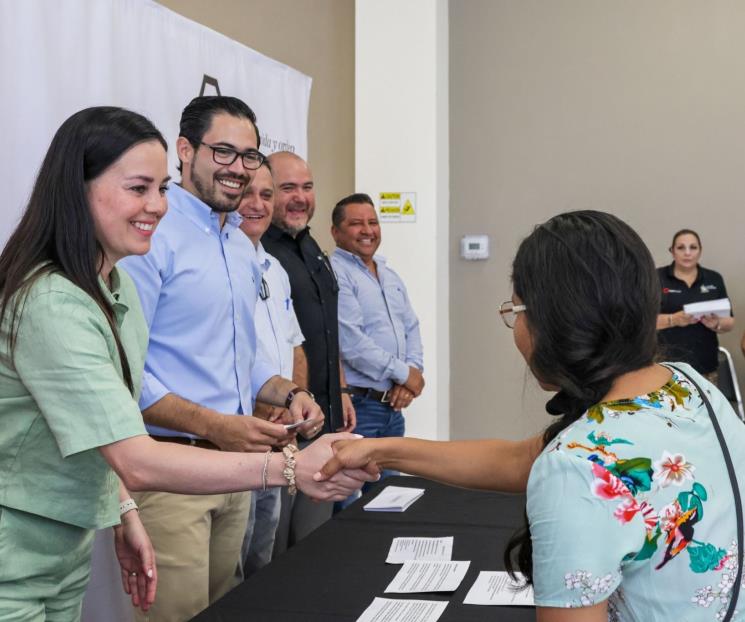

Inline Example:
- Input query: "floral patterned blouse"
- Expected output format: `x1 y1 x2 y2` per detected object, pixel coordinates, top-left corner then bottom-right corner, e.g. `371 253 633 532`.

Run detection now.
527 363 745 621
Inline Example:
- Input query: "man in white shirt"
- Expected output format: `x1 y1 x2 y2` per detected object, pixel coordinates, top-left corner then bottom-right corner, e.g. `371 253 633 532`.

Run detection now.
238 161 308 572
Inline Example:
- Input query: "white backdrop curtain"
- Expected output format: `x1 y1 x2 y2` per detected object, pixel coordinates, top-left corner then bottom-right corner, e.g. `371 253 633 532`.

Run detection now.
0 1 311 619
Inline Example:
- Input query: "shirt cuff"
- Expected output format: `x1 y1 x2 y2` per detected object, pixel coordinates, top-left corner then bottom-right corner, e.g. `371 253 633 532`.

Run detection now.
391 360 411 385
251 359 277 399
139 371 170 411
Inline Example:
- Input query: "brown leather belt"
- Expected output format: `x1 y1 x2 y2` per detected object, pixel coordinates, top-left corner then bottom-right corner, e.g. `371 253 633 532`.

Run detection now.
347 385 391 403
150 435 220 450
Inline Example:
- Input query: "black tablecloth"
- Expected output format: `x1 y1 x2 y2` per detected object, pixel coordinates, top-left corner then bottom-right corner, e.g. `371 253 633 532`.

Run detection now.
192 477 535 621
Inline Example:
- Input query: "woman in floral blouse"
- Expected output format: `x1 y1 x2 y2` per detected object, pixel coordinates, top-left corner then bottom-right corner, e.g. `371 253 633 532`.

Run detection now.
320 210 744 621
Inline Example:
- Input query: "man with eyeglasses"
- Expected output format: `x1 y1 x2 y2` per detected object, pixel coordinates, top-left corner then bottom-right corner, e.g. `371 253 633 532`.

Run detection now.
236 161 308 575
120 96 323 622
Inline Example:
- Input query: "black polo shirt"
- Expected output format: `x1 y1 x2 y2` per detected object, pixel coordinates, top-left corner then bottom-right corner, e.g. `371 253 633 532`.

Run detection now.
657 263 729 374
261 224 342 432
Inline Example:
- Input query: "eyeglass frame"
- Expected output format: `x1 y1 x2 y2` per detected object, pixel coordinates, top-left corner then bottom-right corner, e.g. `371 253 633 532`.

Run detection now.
198 141 266 170
498 300 527 329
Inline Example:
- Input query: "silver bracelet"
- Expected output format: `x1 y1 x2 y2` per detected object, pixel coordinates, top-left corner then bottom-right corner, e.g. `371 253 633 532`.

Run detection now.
261 449 272 491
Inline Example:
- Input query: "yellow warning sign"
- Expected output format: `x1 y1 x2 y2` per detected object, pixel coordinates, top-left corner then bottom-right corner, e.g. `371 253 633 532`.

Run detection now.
378 192 416 223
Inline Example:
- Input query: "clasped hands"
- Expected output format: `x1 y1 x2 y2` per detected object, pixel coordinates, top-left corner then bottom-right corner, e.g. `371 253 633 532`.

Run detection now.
671 310 720 331
388 366 425 411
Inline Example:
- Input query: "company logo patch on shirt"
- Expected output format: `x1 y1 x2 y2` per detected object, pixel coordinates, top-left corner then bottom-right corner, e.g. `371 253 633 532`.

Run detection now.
700 284 718 294
662 288 682 294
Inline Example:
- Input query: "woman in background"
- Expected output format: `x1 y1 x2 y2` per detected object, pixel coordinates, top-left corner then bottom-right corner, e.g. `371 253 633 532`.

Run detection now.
319 211 744 621
656 229 734 382
0 106 372 621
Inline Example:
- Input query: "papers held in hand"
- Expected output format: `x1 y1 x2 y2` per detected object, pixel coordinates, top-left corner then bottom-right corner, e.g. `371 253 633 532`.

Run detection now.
363 485 425 512
683 298 731 319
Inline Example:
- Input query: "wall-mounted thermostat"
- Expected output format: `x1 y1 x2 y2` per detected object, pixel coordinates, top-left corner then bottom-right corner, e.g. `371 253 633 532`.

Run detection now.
460 235 489 260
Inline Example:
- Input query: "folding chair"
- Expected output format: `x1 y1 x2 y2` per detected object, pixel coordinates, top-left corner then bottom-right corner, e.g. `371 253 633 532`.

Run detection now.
717 346 745 422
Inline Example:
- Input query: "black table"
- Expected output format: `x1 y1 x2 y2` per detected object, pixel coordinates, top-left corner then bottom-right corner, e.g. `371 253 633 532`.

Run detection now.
192 477 535 621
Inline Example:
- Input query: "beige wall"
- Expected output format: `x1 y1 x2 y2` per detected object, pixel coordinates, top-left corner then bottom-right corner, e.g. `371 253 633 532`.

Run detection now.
450 1 745 440
156 0 355 252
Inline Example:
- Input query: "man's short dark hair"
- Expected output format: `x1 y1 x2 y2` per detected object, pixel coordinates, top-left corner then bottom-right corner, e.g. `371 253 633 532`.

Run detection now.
178 96 260 172
332 193 375 227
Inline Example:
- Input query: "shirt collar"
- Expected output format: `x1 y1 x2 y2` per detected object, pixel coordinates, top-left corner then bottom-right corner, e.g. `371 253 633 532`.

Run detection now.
98 266 129 316
264 223 311 244
666 261 703 285
333 247 385 271
255 242 271 273
167 183 241 233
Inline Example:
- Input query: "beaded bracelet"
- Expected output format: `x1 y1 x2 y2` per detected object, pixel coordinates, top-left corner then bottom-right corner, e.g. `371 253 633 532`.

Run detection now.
282 444 299 496
119 498 138 517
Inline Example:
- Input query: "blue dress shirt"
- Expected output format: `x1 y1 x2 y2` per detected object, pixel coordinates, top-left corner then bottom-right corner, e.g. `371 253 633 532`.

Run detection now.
255 243 304 379
119 184 275 437
331 248 423 392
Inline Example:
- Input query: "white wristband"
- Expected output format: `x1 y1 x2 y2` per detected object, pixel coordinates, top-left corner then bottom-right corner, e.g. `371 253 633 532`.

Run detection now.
119 498 138 517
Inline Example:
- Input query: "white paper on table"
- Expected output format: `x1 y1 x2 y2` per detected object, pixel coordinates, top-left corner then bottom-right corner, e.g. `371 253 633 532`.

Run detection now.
463 571 534 606
363 486 425 512
386 537 454 564
355 597 448 622
683 298 731 319
385 560 470 593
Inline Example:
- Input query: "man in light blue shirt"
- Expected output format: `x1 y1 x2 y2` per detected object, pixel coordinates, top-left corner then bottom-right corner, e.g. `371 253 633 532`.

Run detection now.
119 96 323 622
237 161 307 574
330 193 424 482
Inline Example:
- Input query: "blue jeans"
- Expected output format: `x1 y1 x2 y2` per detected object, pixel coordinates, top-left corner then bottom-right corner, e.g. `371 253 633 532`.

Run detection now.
241 487 281 577
336 394 405 511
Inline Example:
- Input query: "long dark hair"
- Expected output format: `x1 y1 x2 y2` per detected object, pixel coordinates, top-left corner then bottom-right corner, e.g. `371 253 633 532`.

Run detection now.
504 210 660 582
0 106 167 393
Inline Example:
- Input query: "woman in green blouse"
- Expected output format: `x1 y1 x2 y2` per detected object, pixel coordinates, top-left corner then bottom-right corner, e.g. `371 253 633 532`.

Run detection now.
0 107 372 621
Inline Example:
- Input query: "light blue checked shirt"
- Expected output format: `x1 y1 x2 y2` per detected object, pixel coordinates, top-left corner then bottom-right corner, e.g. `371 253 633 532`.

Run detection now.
331 248 423 392
119 183 275 438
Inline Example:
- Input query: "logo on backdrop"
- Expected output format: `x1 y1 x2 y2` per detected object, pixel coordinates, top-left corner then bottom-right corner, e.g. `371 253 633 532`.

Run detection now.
200 75 221 96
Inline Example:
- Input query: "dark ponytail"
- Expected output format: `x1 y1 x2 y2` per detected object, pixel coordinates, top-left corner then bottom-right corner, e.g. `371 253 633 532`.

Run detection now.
503 210 660 582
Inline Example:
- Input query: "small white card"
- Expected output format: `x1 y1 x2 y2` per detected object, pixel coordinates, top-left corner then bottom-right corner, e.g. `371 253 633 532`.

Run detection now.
386 537 453 564
463 571 534 606
385 560 470 593
355 597 448 622
684 297 731 319
363 485 425 512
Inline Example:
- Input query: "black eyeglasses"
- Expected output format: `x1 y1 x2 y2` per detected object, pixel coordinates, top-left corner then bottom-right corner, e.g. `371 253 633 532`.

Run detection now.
199 142 266 170
259 277 270 301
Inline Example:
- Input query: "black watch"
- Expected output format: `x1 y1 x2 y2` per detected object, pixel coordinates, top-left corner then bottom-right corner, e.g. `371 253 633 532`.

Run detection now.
340 386 355 395
285 387 315 409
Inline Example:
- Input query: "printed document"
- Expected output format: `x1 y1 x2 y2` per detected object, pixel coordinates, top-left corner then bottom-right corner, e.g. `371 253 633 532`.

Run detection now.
356 597 448 622
385 560 470 594
683 298 730 319
364 486 425 512
386 537 453 564
463 571 534 606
